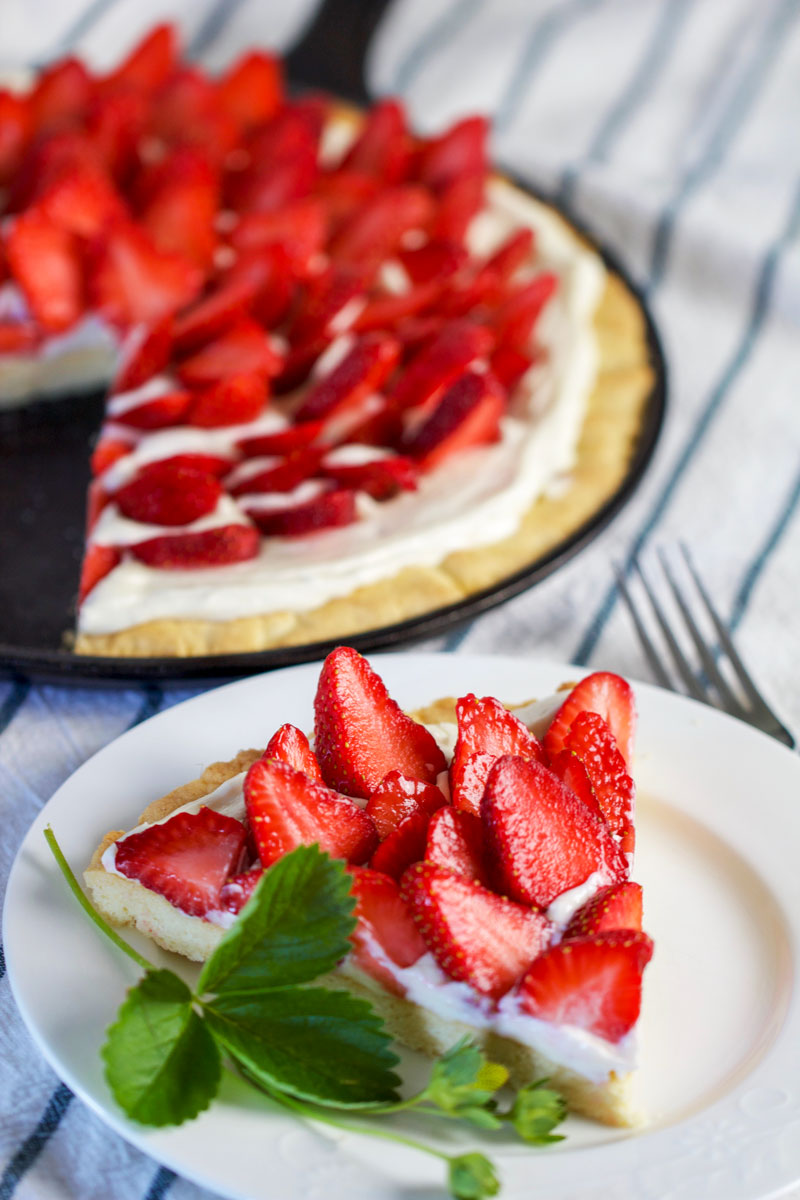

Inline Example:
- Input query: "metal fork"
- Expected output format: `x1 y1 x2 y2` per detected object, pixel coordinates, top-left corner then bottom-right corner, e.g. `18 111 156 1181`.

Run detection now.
615 545 795 748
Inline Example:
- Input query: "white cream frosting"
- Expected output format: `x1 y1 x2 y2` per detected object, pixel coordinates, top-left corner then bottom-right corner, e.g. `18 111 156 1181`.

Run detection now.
79 179 605 635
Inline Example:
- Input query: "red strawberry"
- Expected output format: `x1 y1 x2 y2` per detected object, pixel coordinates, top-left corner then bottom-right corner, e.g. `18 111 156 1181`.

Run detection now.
398 239 468 285
148 69 237 162
218 51 283 131
517 931 653 1042
88 218 202 327
548 750 605 825
366 770 446 840
86 87 148 178
189 373 267 428
419 116 488 193
115 462 221 527
112 385 192 431
481 756 628 908
0 90 32 185
490 343 535 391
401 862 552 1000
246 486 357 537
315 648 447 799
91 437 132 477
348 866 426 994
230 200 327 276
228 111 318 212
322 453 417 500
79 543 120 603
424 807 490 887
146 452 234 477
264 723 323 781
0 321 38 352
141 151 219 269
564 712 635 851
342 99 411 183
103 24 177 95
219 866 264 914
221 242 295 328
112 319 173 393
331 186 434 275
432 174 485 242
313 170 380 234
289 266 365 346
404 369 506 471
173 278 256 355
563 881 643 940
389 320 493 412
353 279 442 334
324 393 404 449
296 333 401 423
86 479 109 532
176 319 283 387
370 807 430 881
130 523 259 568
484 228 535 279
237 420 324 458
244 757 378 867
114 806 247 918
30 57 92 136
38 163 125 239
493 273 558 349
450 693 545 816
543 672 636 767
6 208 82 332
227 447 323 497
7 128 102 213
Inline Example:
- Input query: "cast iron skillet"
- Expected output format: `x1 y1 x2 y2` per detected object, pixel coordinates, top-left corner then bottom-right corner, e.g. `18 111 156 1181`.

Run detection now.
0 0 667 685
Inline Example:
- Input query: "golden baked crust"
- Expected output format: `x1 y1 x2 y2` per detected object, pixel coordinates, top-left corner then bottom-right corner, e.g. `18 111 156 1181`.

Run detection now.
75 194 654 658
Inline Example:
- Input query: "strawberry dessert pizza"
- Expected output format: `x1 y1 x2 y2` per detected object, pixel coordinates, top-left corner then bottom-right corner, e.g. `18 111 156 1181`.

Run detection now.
85 648 654 1126
0 25 654 657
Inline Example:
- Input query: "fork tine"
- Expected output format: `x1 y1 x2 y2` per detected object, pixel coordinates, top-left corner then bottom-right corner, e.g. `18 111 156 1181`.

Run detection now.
656 548 748 718
629 559 708 702
614 564 674 690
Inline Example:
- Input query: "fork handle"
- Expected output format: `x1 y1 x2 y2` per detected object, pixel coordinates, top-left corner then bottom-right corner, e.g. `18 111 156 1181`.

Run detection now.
285 0 396 103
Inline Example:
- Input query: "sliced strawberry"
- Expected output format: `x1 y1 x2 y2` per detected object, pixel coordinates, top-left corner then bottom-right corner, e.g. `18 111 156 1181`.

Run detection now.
517 931 653 1042
432 174 485 243
436 264 502 318
103 23 177 95
485 228 535 276
141 150 219 269
398 239 468 285
176 319 282 387
112 385 192 431
331 186 433 276
189 373 267 428
365 770 446 840
229 111 317 212
112 318 173 393
246 486 357 537
543 672 636 768
424 807 490 887
296 333 401 423
389 320 493 411
450 693 545 816
370 808 430 881
348 866 426 994
130 523 259 568
314 646 447 798
148 68 237 162
88 218 202 327
91 437 133 477
401 862 552 1000
230 199 327 276
6 208 82 332
342 98 411 183
563 882 643 940
493 273 558 349
38 162 125 238
218 51 283 132
148 452 234 477
86 478 109 532
322 453 417 500
313 169 379 234
79 543 120 603
86 87 148 178
222 243 294 328
264 723 323 781
244 756 378 867
548 750 605 825
419 116 488 193
564 711 635 850
237 420 324 458
404 369 506 472
490 343 535 391
30 57 92 136
114 806 247 918
289 266 365 347
324 393 403 449
115 462 221 527
219 866 264 914
481 756 628 908
226 447 323 497
353 279 441 334
0 90 32 185
172 278 255 355
7 128 102 213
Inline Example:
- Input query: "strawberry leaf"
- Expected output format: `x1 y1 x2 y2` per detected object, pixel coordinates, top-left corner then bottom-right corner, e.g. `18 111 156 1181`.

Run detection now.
507 1079 567 1144
102 969 220 1126
198 844 356 997
204 986 401 1106
448 1152 500 1200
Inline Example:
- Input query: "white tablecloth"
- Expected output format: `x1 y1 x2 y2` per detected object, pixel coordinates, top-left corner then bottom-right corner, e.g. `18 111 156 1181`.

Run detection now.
1 1 799 1196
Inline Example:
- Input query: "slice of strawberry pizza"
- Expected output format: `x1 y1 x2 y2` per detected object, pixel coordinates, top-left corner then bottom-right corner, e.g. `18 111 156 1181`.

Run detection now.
84 648 653 1126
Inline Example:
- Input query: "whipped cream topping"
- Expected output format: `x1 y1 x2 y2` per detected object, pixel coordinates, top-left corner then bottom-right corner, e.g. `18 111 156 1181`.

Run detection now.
79 179 605 636
101 708 640 1083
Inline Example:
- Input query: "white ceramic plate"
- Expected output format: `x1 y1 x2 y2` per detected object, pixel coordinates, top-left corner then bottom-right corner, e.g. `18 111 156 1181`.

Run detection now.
5 654 800 1200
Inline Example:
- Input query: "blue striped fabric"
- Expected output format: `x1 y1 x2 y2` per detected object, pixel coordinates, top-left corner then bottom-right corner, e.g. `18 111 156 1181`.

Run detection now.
1 2 799 1198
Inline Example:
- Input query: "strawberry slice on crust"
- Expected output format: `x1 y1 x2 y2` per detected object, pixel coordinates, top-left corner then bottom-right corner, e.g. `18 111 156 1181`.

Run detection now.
401 862 552 1001
322 453 418 501
130 523 259 568
245 486 358 537
544 671 636 768
314 646 447 798
6 208 83 332
79 543 120 602
115 462 221 526
548 749 606 826
365 770 446 840
517 931 653 1042
188 373 267 428
424 807 490 887
295 333 401 424
176 319 283 387
263 722 323 781
388 320 493 412
564 881 643 940
244 757 378 868
112 319 174 393
348 866 426 996
114 806 247 918
450 693 545 815
219 866 264 915
565 711 635 850
369 807 431 881
404 369 506 472
481 755 628 908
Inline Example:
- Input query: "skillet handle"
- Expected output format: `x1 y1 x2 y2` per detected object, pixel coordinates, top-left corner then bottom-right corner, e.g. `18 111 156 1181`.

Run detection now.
285 0 395 103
